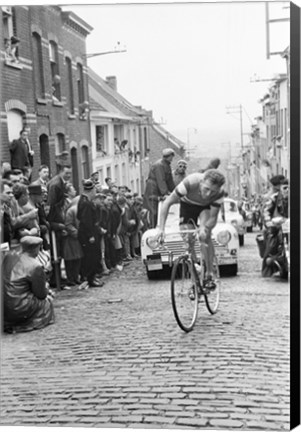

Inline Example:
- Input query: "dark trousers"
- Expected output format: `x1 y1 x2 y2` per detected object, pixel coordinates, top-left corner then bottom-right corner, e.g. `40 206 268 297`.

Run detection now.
80 242 101 284
65 259 81 284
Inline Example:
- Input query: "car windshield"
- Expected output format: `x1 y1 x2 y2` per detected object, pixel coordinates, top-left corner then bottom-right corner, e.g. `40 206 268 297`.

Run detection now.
224 200 237 213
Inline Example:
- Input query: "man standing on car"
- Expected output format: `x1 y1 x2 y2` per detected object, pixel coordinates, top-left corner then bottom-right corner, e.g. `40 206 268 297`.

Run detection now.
143 148 175 228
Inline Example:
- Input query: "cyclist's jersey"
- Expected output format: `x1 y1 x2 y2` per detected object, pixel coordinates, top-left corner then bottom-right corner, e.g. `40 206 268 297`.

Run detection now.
175 172 224 208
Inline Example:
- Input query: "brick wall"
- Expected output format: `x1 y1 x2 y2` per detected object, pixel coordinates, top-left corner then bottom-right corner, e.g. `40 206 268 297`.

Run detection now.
1 6 92 189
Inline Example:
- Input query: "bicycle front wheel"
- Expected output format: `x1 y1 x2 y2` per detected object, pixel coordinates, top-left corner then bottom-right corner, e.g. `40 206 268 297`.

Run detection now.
171 256 199 332
204 255 221 314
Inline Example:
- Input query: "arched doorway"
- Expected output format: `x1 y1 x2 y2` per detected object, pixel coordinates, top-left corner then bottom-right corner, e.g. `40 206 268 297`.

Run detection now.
71 147 79 193
39 134 50 168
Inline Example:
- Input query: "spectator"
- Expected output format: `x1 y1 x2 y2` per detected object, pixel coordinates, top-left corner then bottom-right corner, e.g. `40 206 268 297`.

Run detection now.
94 192 110 275
27 183 50 251
117 195 135 262
143 148 175 228
261 178 289 277
1 161 12 177
2 236 55 333
110 187 124 270
90 171 99 185
2 169 23 184
63 192 83 286
47 165 71 288
199 158 221 173
30 164 50 207
77 179 103 289
102 191 118 271
173 160 187 186
103 177 113 190
0 180 14 245
12 183 40 239
9 129 34 179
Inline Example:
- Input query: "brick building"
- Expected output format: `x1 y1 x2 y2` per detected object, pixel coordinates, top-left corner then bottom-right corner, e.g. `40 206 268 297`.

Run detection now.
1 6 93 191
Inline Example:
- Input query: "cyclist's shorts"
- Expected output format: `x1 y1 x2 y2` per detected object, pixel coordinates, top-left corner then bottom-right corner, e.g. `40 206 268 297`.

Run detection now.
179 201 210 225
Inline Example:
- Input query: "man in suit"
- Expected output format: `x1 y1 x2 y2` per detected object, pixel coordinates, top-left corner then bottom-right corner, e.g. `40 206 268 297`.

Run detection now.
30 165 50 211
9 129 34 179
47 164 72 288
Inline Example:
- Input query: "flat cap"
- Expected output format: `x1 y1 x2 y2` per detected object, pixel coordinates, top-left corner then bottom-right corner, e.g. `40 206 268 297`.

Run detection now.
20 236 43 247
177 159 187 166
162 148 175 157
82 179 94 190
28 184 42 195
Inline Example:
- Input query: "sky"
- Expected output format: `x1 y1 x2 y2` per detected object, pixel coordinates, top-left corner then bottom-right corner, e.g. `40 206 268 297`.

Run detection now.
62 1 290 159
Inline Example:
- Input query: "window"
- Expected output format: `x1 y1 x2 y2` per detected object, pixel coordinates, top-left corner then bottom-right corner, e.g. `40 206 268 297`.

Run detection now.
32 32 45 99
6 109 23 142
65 57 74 114
49 41 61 101
106 166 111 179
3 7 20 64
144 127 149 157
77 63 84 105
115 165 120 185
96 125 108 155
81 145 89 178
54 133 66 156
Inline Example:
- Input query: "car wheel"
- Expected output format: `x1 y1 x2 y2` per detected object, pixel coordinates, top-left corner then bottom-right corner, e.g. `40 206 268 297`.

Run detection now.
239 234 244 246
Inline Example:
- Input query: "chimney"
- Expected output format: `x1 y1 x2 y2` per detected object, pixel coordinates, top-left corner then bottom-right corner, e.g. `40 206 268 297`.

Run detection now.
106 76 117 91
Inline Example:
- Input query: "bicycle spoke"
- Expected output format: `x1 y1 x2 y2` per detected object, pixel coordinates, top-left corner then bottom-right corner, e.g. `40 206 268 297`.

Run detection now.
171 257 199 332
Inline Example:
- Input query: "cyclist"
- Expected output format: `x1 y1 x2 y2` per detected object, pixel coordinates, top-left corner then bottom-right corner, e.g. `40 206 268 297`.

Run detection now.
156 169 226 289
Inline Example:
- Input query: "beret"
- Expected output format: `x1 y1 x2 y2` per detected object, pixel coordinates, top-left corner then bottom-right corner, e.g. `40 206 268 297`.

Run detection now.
82 179 94 190
28 184 42 195
20 236 43 247
162 148 175 157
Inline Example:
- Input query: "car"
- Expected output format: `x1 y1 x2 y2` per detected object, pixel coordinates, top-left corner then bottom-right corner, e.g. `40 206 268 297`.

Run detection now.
222 198 246 246
141 202 239 280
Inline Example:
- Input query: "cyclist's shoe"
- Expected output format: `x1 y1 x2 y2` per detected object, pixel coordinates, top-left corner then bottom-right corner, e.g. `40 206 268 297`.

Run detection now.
203 275 216 291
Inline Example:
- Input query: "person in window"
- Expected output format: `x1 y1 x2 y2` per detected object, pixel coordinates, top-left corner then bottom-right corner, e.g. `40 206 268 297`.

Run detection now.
2 236 55 333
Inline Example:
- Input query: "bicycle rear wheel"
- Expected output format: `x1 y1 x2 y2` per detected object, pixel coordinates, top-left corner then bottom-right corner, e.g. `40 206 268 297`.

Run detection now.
204 255 221 314
171 255 199 332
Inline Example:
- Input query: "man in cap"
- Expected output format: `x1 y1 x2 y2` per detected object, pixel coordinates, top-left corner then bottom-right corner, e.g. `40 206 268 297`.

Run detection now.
30 164 50 206
77 179 104 289
90 171 100 185
173 160 187 186
143 147 176 228
2 235 55 333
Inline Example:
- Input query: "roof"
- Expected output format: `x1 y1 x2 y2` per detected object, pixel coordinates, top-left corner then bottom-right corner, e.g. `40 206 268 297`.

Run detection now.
88 67 148 119
151 123 185 151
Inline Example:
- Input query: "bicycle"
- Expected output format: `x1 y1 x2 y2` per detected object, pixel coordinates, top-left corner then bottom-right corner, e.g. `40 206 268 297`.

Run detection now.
169 227 221 332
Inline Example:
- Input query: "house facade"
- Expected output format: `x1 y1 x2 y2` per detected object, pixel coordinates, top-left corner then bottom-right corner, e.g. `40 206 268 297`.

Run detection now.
1 6 93 191
88 70 186 194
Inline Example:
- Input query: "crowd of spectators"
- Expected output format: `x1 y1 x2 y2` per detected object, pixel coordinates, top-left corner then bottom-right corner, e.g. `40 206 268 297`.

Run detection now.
0 163 150 333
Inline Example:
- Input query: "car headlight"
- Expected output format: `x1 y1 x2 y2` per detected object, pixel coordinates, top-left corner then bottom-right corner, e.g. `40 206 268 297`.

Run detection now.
216 230 231 245
146 236 160 250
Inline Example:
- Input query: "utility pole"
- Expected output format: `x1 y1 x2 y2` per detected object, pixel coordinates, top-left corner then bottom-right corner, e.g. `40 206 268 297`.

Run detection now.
226 105 244 149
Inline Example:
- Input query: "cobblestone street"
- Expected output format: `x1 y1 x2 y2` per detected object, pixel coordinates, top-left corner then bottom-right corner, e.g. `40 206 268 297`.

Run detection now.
0 231 290 430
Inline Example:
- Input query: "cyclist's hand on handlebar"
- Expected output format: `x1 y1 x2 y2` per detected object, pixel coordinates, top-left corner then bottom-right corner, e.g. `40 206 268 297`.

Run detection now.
155 228 165 245
198 226 209 243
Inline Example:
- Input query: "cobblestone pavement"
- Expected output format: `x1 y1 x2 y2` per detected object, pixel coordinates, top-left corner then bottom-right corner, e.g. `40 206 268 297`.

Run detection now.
0 231 289 430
